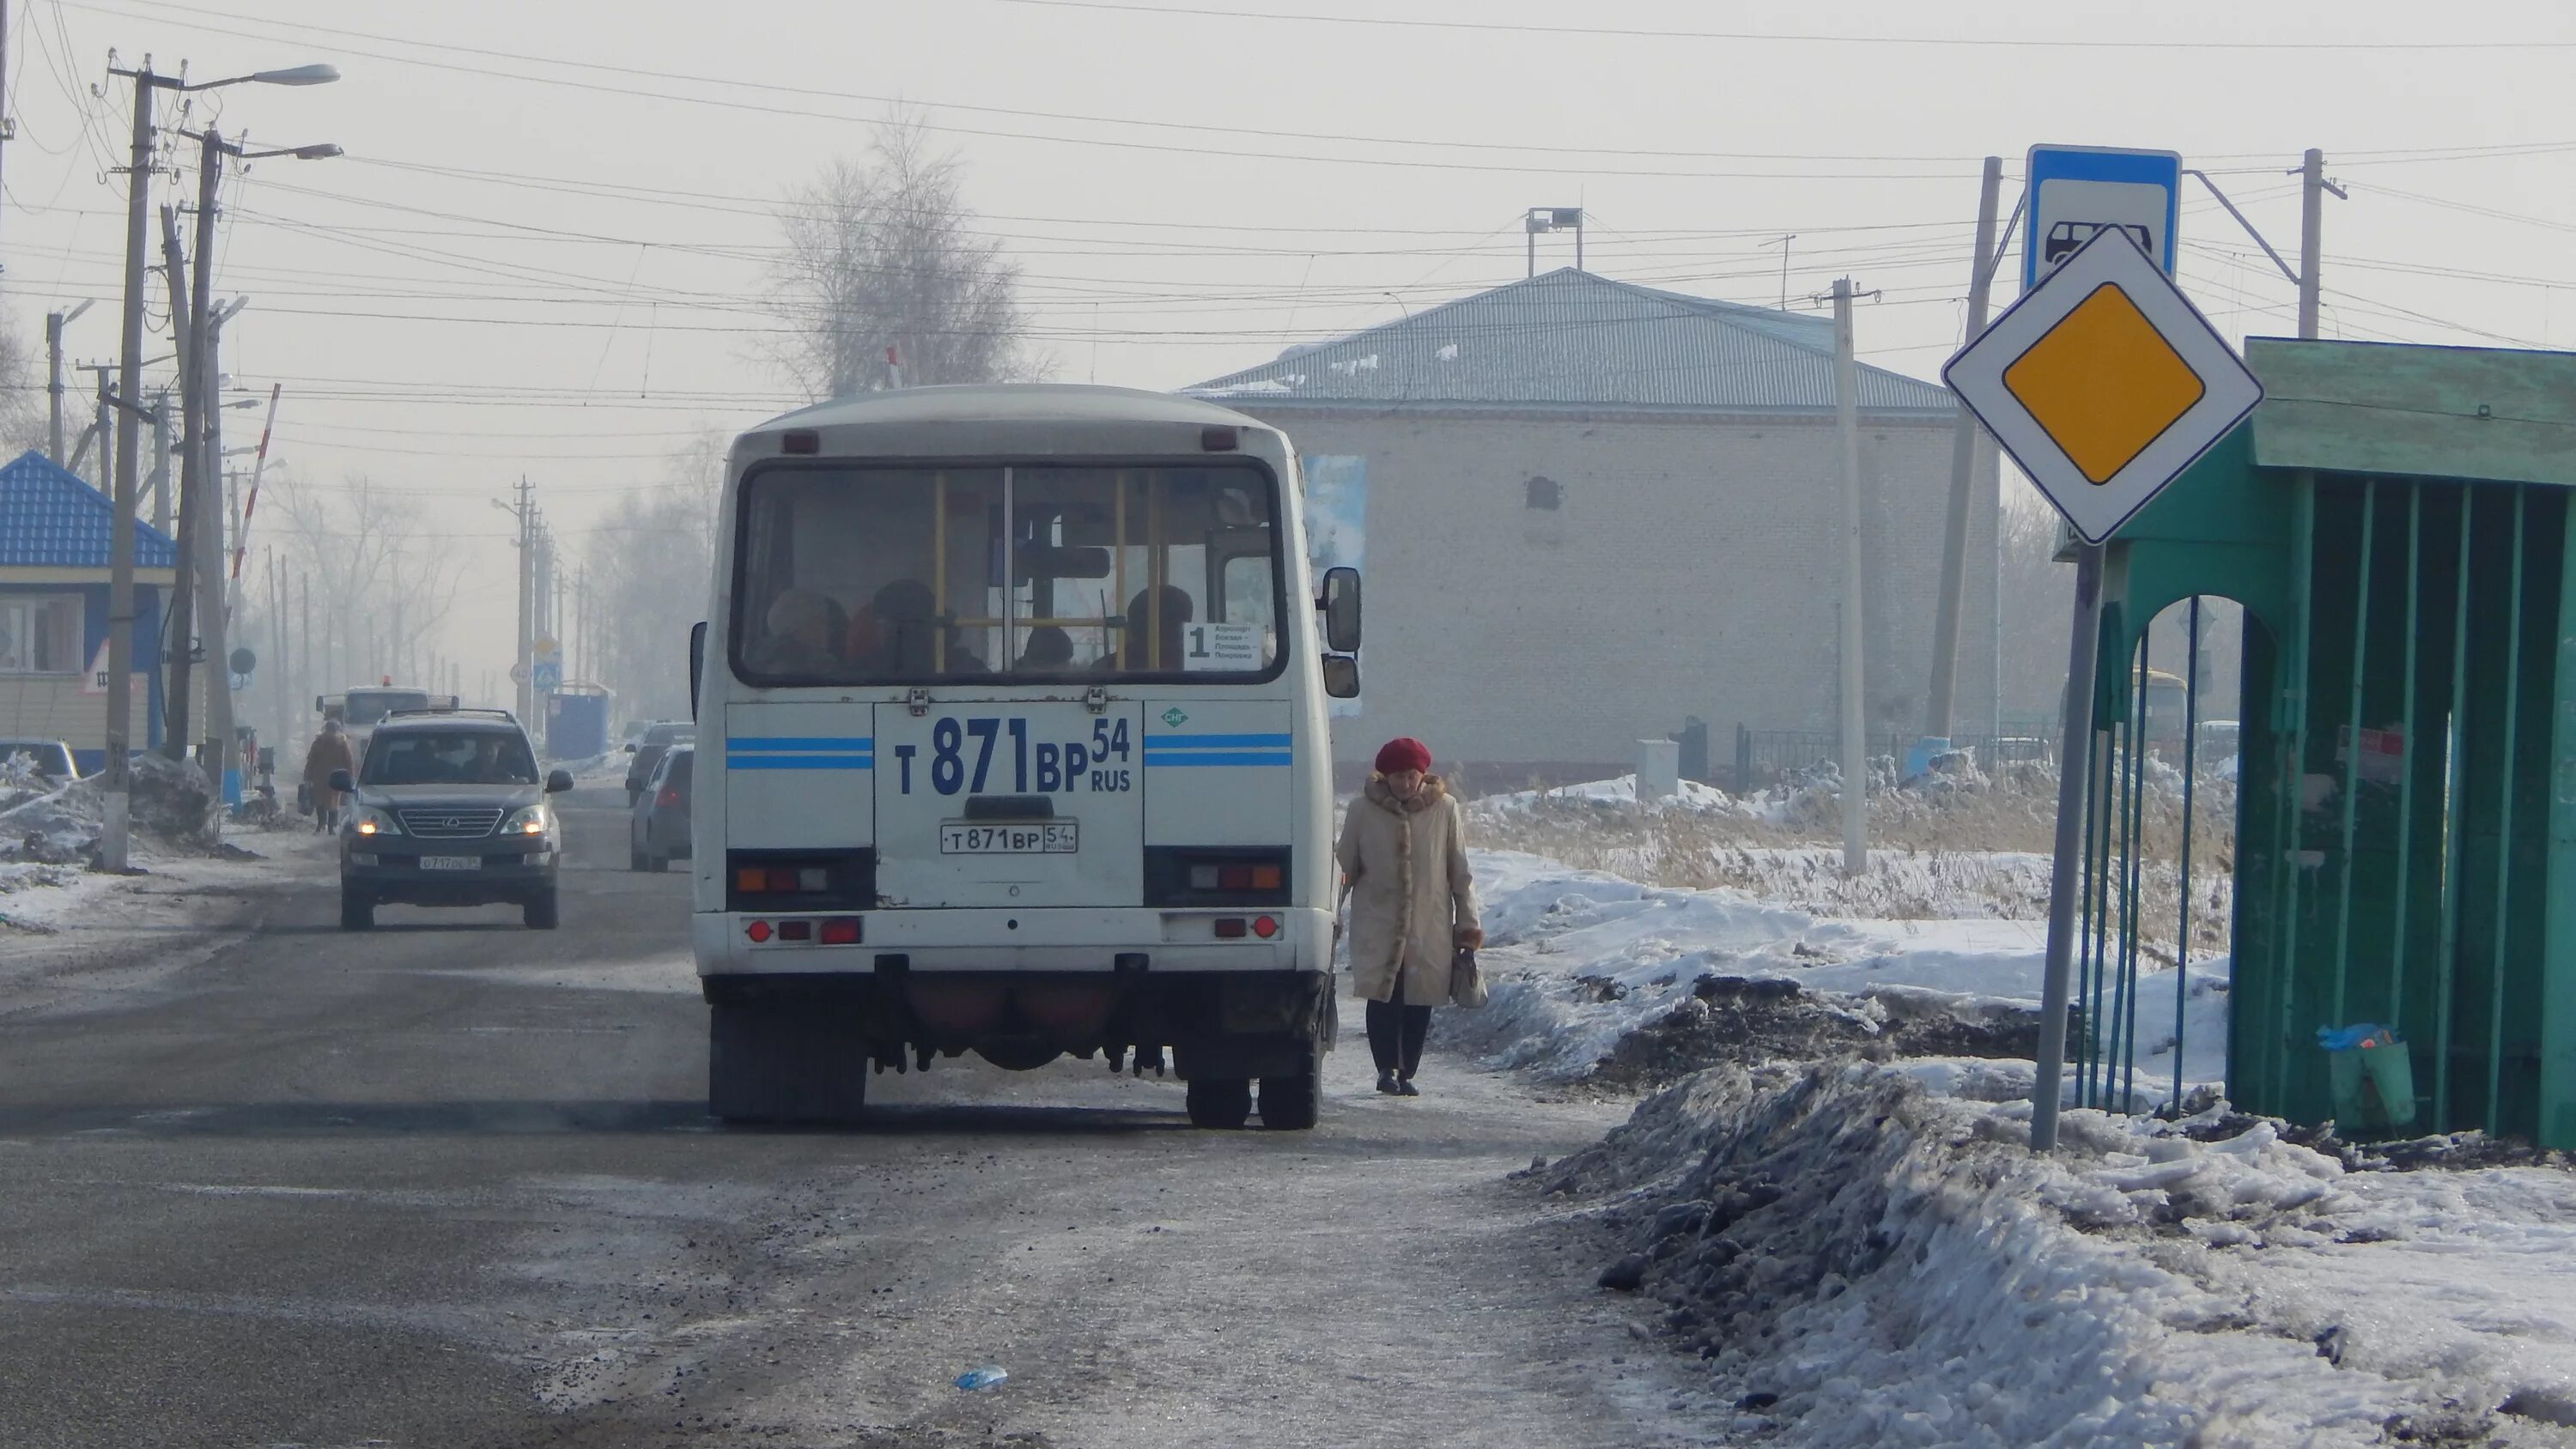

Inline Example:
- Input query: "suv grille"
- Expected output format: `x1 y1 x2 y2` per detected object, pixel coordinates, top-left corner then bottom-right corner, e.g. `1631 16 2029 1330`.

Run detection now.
398 807 505 839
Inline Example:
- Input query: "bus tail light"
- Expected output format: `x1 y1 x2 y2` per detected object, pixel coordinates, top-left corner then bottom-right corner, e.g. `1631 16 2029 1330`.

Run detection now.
745 919 772 943
819 917 862 945
1214 918 1248 939
1149 848 1290 906
1252 915 1279 939
726 851 876 912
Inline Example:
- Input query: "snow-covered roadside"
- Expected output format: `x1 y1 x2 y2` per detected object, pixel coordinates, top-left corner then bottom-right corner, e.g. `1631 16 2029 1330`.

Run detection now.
1542 1064 2576 1447
0 827 325 1014
1455 847 2228 1106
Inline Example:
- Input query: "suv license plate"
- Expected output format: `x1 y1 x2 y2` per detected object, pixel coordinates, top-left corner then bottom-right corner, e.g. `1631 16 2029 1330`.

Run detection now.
419 855 483 871
940 822 1078 855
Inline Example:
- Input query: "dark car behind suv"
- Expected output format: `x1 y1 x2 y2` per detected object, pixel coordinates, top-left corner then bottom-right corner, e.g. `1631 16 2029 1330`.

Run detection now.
623 722 694 807
629 745 692 872
334 710 572 931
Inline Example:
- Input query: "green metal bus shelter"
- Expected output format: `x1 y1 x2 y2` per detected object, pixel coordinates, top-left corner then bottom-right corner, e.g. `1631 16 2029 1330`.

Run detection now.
2083 337 2576 1149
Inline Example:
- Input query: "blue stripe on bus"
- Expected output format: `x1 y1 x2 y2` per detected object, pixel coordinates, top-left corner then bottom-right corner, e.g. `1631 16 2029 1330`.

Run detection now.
727 737 872 750
1144 753 1293 767
726 755 873 770
1144 733 1292 749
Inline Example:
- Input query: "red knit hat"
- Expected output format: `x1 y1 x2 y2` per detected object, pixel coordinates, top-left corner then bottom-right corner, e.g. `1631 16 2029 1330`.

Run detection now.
1374 737 1432 774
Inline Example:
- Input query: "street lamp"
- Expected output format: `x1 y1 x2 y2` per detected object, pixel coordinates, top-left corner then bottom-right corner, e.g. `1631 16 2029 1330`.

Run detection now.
240 64 341 87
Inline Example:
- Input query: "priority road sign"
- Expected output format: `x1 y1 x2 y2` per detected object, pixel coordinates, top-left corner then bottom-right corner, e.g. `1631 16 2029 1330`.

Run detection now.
1944 225 2261 546
2024 144 2181 292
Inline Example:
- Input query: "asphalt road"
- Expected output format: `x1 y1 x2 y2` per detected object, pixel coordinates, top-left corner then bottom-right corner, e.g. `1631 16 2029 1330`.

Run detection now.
0 791 1716 1449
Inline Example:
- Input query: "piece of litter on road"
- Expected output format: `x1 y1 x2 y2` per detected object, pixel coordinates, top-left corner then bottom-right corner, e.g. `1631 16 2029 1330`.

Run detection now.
955 1366 1008 1391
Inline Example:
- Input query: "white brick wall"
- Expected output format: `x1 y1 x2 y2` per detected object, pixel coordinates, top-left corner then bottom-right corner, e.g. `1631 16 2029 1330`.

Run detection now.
1235 408 1997 772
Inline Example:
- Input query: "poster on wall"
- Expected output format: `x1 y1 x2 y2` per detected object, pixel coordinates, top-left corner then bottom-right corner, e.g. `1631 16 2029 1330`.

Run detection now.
1302 455 1366 718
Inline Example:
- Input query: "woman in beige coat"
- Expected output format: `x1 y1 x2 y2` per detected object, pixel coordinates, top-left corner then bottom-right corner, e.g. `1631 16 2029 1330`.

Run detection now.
1336 737 1481 1096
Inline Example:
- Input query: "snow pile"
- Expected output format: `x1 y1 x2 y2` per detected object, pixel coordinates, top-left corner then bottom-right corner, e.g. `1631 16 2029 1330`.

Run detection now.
1546 1063 2576 1446
1451 850 2229 1104
0 752 221 865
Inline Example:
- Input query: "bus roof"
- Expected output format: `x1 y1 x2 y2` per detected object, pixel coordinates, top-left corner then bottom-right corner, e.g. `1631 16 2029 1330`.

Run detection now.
739 384 1277 440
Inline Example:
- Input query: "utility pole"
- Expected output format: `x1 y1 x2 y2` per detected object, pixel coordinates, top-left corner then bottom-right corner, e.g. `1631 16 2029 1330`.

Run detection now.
1923 156 2006 751
199 296 246 809
148 391 171 534
45 302 93 464
0 0 11 265
100 60 161 871
159 200 202 762
2297 148 2337 341
499 477 535 724
1830 277 1870 876
1765 234 1796 311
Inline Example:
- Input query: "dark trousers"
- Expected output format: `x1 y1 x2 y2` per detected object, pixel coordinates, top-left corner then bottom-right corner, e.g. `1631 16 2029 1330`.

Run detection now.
1366 979 1431 1079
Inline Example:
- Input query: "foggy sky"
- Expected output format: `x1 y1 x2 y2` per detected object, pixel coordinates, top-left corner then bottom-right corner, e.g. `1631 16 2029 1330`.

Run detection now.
5 0 2569 695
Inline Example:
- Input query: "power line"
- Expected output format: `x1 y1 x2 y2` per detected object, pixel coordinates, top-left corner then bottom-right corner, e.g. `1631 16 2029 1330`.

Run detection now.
994 0 2576 51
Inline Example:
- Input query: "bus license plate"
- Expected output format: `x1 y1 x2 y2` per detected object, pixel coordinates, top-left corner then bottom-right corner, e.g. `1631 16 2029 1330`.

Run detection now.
940 822 1079 856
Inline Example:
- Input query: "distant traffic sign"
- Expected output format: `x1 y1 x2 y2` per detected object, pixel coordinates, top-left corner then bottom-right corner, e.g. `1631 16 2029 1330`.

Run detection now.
507 662 529 686
2024 144 2181 292
1945 226 2260 545
533 659 562 693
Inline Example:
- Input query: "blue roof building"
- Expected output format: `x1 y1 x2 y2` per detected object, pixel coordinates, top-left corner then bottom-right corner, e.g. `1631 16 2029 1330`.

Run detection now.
0 450 175 767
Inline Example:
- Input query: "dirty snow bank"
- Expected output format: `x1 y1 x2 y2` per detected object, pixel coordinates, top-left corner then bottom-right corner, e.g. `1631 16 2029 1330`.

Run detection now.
1452 850 2228 1104
0 751 222 864
1543 1063 2576 1446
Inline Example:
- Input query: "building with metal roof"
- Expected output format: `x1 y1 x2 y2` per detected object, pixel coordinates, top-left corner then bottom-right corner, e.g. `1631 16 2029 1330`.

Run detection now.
2 450 174 766
1178 270 1999 782
1186 267 1956 419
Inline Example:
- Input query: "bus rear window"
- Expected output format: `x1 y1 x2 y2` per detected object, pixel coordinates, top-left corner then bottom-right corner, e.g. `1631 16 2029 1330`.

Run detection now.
732 464 1282 685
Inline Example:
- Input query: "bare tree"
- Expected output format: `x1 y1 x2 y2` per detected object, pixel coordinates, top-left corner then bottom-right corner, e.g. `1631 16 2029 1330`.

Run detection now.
586 436 725 722
0 311 46 455
1994 487 2248 732
235 470 467 737
768 120 1043 398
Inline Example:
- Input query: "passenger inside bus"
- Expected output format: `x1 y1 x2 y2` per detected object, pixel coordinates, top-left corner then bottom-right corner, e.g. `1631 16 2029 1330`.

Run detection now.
860 579 987 675
1017 625 1075 672
748 589 844 676
1103 585 1193 671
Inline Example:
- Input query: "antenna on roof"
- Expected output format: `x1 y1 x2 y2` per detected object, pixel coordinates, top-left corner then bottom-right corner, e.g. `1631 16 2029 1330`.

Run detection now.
1524 208 1584 276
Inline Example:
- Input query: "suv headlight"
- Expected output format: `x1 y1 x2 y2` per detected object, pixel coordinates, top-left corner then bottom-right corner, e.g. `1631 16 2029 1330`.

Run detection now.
501 804 550 837
351 805 402 837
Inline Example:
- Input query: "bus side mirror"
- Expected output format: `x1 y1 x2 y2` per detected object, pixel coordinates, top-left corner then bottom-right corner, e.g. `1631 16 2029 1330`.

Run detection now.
689 621 708 722
1321 567 1362 652
1321 654 1360 700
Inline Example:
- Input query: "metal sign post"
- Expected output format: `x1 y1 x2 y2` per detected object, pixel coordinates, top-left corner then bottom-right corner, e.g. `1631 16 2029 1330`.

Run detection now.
1945 214 2262 1151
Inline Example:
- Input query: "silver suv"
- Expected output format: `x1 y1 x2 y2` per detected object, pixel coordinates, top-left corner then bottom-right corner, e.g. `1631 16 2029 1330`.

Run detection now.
333 710 571 931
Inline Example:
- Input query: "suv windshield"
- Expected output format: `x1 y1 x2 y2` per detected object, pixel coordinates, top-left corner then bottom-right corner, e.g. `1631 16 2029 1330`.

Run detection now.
733 463 1281 686
345 690 431 725
364 731 539 786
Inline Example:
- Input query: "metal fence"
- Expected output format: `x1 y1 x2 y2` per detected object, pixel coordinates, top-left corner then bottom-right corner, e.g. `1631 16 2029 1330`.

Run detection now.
1713 725 2059 792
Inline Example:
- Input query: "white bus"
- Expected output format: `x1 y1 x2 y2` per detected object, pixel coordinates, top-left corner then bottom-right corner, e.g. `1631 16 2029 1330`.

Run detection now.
690 385 1361 1130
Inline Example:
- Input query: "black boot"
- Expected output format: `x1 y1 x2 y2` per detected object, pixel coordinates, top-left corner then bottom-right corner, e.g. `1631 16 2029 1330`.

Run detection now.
1376 1069 1399 1094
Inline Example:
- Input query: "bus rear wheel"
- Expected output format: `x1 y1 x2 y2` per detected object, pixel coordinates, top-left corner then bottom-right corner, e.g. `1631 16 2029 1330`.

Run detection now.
708 1003 868 1125
1258 1040 1324 1131
1186 1076 1253 1130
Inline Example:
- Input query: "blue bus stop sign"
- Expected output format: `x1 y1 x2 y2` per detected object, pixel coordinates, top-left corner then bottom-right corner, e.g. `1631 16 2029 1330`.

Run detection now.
2024 144 2181 293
